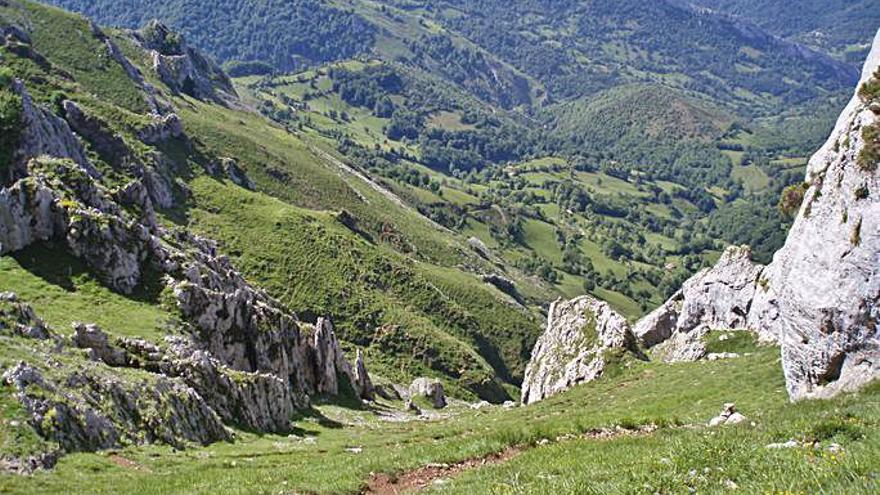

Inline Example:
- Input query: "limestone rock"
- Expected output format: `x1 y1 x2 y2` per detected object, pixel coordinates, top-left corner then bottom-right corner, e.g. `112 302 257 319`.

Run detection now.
0 164 65 254
9 81 98 183
708 403 747 427
405 399 421 415
353 349 375 401
164 339 296 433
374 383 402 401
2 361 231 452
131 21 236 105
521 296 641 404
72 323 128 367
221 158 256 190
137 113 184 145
634 245 765 362
750 30 880 400
305 317 356 397
62 101 132 170
409 378 447 409
0 292 50 339
635 33 879 402
0 451 59 475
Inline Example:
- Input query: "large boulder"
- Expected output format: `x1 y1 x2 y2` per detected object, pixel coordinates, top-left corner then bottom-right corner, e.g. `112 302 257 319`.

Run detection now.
521 296 641 404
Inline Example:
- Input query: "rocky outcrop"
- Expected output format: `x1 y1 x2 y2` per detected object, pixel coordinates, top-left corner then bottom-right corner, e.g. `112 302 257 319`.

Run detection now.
0 154 374 452
749 31 880 400
354 349 375 401
634 246 766 362
62 100 133 170
0 169 59 254
136 113 184 145
634 31 880 400
73 323 129 366
2 361 232 453
60 100 177 211
163 338 296 433
10 82 98 182
521 296 641 404
0 292 50 340
130 21 236 105
409 378 447 409
89 22 168 115
222 158 256 190
0 159 150 293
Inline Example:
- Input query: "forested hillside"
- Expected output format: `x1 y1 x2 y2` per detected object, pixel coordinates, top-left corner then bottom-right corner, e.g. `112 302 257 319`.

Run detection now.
689 0 880 63
44 0 376 70
50 0 860 109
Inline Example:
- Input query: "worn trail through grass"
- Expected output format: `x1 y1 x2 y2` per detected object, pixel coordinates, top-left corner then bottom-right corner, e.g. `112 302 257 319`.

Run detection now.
362 424 660 494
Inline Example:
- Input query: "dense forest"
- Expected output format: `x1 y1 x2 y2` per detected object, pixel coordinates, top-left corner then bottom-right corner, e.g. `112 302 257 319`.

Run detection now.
691 0 879 62
49 0 376 70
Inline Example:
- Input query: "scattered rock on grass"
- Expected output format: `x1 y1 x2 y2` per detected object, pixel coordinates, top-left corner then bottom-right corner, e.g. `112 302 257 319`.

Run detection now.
708 403 747 427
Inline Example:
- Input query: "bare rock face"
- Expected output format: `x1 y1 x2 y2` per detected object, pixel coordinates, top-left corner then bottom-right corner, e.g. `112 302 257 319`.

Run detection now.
164 338 297 433
634 31 880 401
634 246 766 362
521 296 641 404
9 82 98 183
749 31 880 400
0 169 60 253
409 378 447 409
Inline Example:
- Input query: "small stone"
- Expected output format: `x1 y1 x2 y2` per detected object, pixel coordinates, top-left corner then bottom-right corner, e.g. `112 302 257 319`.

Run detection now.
765 440 799 449
827 443 843 454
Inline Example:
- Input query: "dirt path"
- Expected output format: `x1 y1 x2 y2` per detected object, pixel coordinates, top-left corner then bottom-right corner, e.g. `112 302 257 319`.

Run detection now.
361 424 657 494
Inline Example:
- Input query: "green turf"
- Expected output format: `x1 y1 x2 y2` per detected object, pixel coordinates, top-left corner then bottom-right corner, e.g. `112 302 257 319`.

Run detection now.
2 344 877 494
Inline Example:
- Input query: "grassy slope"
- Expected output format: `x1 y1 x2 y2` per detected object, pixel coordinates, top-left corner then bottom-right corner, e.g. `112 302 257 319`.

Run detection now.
2 344 877 494
0 243 172 340
1 0 544 395
174 95 543 387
